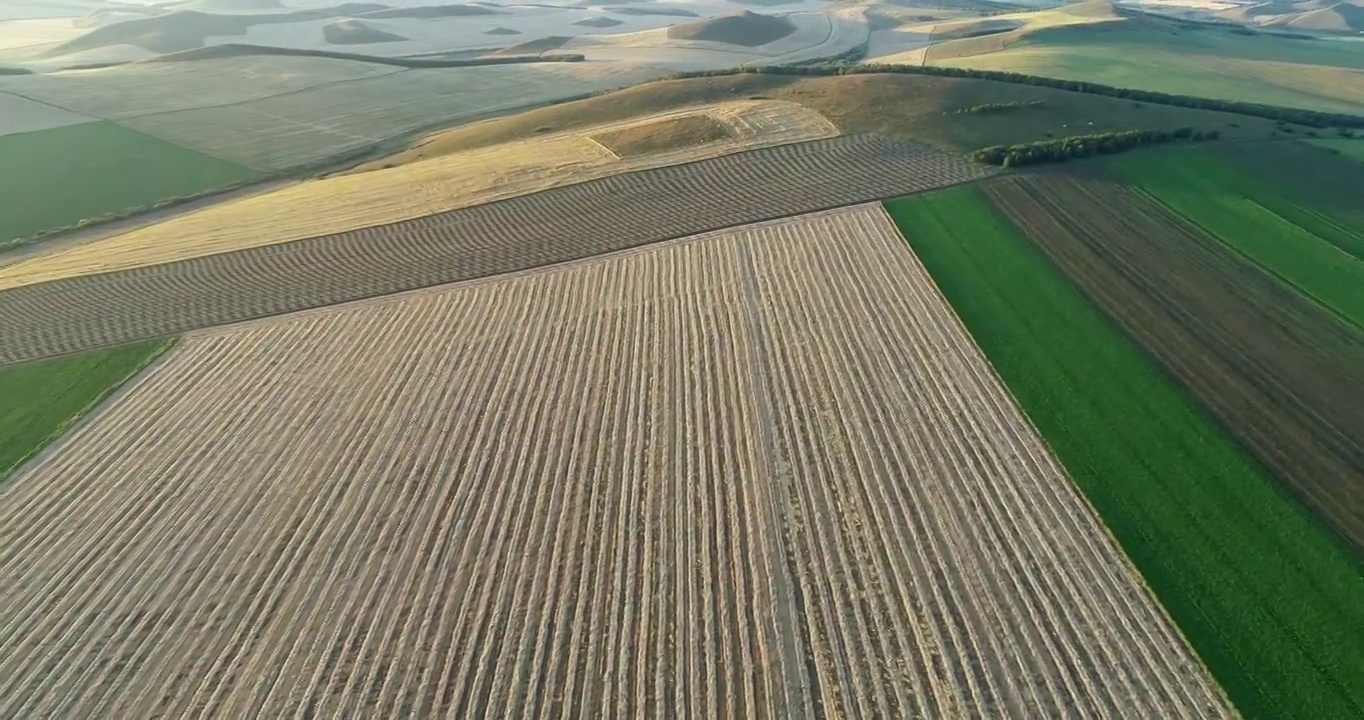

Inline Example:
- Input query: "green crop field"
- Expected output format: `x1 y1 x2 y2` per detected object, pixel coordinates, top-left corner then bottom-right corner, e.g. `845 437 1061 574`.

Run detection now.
1312 138 1364 162
0 121 255 248
884 187 1364 720
1115 149 1364 324
935 25 1364 115
0 340 174 482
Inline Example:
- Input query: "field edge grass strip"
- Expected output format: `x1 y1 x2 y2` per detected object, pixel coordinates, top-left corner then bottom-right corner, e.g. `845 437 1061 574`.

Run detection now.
882 187 1364 720
0 338 177 483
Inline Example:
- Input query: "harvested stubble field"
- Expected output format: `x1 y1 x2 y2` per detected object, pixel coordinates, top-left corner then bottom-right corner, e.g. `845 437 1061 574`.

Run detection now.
0 134 991 367
0 205 1229 718
120 62 663 171
887 187 1364 720
986 174 1364 553
0 100 838 288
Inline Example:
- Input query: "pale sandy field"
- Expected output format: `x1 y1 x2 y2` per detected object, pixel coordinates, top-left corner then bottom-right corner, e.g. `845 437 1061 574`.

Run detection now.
0 91 94 136
0 204 1231 718
0 99 836 289
0 54 404 119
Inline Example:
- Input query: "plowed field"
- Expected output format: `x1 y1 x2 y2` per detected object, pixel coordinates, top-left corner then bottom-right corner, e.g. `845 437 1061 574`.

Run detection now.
986 175 1364 552
0 206 1228 718
0 134 991 367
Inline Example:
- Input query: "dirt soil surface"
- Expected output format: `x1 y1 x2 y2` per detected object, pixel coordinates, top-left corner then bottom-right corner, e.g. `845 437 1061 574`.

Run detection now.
0 134 991 367
0 205 1230 718
986 174 1364 553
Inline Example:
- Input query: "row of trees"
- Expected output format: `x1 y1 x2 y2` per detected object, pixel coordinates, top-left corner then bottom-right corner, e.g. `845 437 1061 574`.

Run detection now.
664 64 1364 129
952 100 1046 115
972 127 1220 167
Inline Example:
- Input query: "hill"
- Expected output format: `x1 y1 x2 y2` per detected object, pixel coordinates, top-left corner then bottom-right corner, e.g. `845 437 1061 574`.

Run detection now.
44 6 388 56
322 20 408 46
667 11 798 46
924 5 1364 114
1268 3 1364 31
373 71 1283 162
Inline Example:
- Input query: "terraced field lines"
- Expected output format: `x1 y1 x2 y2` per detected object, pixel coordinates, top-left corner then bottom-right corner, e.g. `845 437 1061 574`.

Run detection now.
0 134 993 366
1114 149 1364 326
886 186 1364 720
0 206 1228 717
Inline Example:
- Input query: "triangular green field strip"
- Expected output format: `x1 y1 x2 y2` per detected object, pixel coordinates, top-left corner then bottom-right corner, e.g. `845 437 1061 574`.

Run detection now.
0 339 175 483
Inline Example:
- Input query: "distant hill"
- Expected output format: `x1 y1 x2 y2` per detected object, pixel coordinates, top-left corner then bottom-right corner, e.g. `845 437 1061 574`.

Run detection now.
667 11 797 46
360 4 505 18
172 0 286 11
322 20 409 45
1221 0 1364 31
1267 2 1364 31
574 16 623 27
45 4 504 57
493 36 571 55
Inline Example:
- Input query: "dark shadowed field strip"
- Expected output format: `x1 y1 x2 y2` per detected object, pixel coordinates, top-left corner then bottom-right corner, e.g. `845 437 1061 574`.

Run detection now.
0 134 989 367
986 174 1364 553
0 206 1228 719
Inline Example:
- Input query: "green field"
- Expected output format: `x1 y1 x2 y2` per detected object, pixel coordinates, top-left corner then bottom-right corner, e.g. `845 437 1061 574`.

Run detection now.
884 187 1364 720
0 121 255 247
934 24 1364 115
0 340 174 481
1114 149 1364 324
1312 137 1364 161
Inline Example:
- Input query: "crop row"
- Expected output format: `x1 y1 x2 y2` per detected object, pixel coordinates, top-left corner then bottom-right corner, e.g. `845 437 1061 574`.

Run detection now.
0 134 990 367
0 206 1225 717
986 175 1364 552
886 185 1364 720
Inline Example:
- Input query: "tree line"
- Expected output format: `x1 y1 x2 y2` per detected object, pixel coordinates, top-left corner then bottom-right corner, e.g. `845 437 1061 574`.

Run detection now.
972 128 1220 168
664 64 1364 130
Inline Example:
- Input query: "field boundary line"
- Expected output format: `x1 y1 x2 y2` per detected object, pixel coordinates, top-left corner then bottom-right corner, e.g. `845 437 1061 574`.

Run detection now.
0 338 179 487
1130 185 1364 333
887 193 1237 711
183 204 884 340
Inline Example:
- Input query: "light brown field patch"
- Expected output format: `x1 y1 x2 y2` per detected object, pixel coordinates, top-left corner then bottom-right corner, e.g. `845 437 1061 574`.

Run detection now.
0 91 95 137
0 99 837 290
0 205 1229 717
589 111 733 157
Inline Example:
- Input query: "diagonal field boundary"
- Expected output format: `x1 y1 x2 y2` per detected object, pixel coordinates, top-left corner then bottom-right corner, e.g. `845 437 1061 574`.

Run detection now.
0 134 990 366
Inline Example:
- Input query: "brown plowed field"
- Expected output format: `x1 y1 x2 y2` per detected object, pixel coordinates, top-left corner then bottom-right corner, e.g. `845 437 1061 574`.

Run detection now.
0 134 991 368
0 206 1229 718
986 175 1364 552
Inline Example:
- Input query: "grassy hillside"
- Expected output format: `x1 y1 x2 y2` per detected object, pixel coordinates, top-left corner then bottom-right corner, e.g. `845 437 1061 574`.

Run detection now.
884 186 1364 720
366 72 1282 165
0 121 255 247
934 21 1364 114
1313 137 1364 161
0 340 174 482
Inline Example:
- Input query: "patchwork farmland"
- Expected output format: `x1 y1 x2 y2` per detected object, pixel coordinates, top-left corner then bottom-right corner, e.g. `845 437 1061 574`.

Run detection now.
886 185 1364 720
0 206 1230 718
0 99 840 287
0 134 991 366
985 175 1364 552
